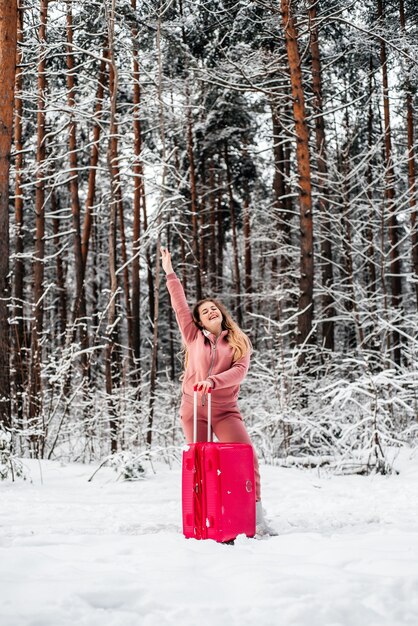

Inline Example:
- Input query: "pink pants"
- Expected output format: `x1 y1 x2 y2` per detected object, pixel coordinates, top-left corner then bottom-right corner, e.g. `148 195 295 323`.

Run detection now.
180 398 261 501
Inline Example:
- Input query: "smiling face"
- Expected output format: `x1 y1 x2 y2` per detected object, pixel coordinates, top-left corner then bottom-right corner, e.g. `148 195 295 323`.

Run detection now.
197 301 223 335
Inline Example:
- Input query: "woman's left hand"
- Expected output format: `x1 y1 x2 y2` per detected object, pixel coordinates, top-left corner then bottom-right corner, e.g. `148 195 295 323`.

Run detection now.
195 380 213 394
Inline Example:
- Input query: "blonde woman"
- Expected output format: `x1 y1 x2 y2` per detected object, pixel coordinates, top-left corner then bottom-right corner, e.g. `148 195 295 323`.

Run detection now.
161 247 275 536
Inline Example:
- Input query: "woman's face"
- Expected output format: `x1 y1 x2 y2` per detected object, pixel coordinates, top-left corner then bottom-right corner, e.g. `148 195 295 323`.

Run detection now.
198 301 223 334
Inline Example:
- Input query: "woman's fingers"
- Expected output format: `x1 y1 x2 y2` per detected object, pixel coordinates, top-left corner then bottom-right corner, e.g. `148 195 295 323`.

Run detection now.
196 380 212 393
160 247 173 273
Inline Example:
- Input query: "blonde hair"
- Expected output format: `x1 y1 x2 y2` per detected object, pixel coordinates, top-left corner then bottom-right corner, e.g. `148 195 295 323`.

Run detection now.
183 298 252 369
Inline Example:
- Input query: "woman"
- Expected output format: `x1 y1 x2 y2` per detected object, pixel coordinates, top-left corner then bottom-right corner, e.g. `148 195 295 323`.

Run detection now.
161 247 275 536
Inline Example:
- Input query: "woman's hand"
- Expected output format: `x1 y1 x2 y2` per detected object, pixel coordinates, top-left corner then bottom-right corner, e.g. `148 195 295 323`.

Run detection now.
160 247 174 275
195 379 213 394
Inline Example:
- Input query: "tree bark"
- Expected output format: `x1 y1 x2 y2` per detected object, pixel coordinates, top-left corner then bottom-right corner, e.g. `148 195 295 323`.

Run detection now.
142 182 155 324
365 56 378 303
186 80 202 300
117 190 133 363
66 0 89 378
13 3 25 429
225 146 243 326
51 190 67 344
29 0 48 440
209 160 217 291
309 1 335 352
81 45 108 269
131 0 143 377
105 0 120 454
148 18 166 447
271 101 294 325
271 104 292 269
377 0 402 365
340 135 365 350
399 0 418 309
281 0 314 360
0 0 17 429
216 170 224 293
199 160 207 293
243 175 252 315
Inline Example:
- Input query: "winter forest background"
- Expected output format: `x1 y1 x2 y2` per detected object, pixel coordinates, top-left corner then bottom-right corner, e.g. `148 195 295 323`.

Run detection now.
1 0 418 478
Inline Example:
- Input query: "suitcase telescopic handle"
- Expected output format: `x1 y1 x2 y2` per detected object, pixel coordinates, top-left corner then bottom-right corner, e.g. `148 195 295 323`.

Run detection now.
193 385 212 443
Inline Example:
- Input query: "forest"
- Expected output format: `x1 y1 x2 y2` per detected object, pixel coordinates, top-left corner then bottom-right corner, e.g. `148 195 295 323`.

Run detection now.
0 0 417 477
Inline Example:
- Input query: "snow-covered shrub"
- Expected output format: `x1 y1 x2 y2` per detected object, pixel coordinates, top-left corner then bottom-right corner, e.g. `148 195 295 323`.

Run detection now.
107 451 146 481
89 450 147 482
0 428 12 480
0 428 25 480
243 346 418 474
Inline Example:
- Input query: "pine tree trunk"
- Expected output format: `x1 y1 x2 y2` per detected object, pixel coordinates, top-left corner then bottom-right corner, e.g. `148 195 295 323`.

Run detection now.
142 184 155 324
216 170 224 293
173 136 188 296
225 145 243 326
148 18 166 447
13 4 25 429
209 160 217 291
340 137 365 349
271 102 293 315
199 161 207 293
117 191 133 363
105 0 120 454
66 1 89 378
365 56 378 302
271 104 291 260
179 227 188 297
148 244 161 447
377 0 403 365
131 0 142 378
281 0 314 361
51 190 67 344
29 0 48 443
103 26 132 375
187 81 201 300
399 0 418 309
309 1 335 352
81 45 108 269
243 171 252 315
166 224 175 381
0 0 17 429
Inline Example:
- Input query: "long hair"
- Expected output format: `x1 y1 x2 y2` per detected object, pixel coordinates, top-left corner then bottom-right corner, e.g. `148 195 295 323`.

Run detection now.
183 298 252 369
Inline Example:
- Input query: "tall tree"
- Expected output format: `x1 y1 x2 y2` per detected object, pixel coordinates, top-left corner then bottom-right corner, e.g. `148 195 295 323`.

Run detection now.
281 0 314 361
66 0 89 379
81 45 108 269
186 80 202 300
377 0 403 366
0 0 17 429
225 145 243 327
399 0 418 309
131 0 143 381
309 0 335 352
29 0 48 446
13 3 25 427
105 0 120 453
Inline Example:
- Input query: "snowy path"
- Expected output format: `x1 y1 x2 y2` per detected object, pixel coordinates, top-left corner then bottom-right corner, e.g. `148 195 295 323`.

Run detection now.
1 452 418 626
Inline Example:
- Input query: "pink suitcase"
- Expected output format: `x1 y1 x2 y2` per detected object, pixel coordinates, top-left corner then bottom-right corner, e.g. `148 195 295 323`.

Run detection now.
182 385 256 542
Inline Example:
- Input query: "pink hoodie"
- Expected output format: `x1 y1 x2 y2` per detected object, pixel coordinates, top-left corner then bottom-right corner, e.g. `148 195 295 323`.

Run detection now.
166 273 250 407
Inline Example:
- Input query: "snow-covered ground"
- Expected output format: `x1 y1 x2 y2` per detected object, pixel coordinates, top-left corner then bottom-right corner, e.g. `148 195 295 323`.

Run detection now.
1 450 418 626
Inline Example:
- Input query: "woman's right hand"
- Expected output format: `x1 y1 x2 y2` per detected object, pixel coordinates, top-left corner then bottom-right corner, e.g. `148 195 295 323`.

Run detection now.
160 247 174 275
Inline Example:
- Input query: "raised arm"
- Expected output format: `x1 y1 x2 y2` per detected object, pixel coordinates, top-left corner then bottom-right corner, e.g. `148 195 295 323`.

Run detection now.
161 247 198 345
